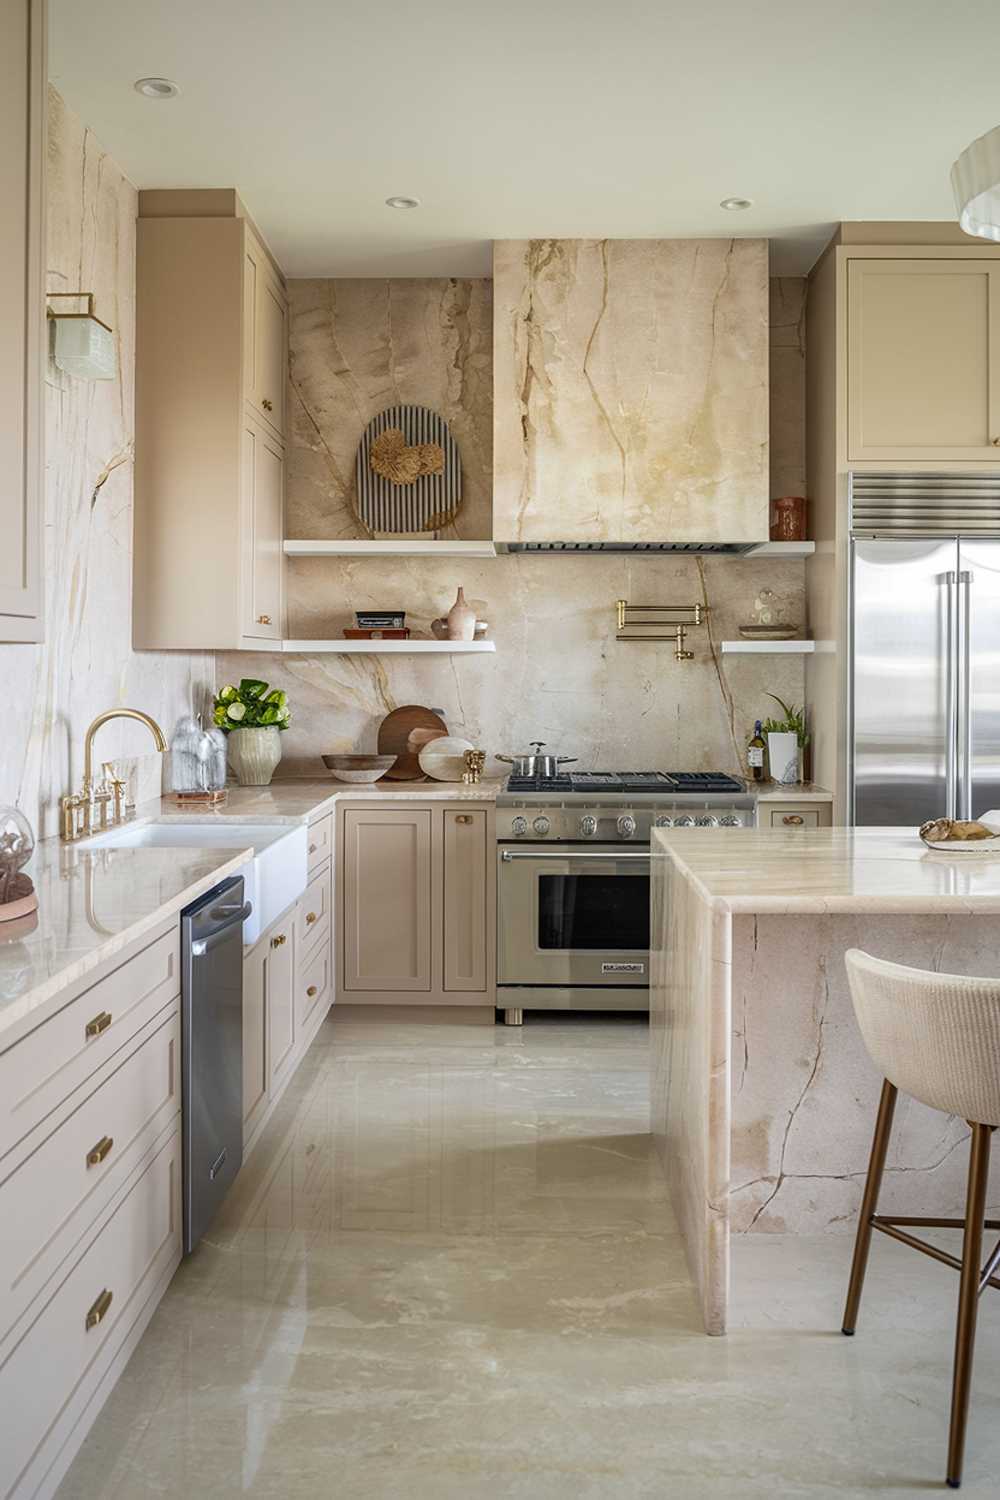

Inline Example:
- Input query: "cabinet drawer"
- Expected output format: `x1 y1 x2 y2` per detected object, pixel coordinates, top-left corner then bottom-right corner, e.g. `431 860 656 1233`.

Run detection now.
0 928 179 1162
297 938 330 1032
0 1126 180 1500
765 806 825 829
307 814 332 874
0 1008 179 1343
295 862 331 959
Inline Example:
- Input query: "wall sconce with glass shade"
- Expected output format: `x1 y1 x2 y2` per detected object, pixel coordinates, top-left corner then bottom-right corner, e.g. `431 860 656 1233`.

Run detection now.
952 125 1000 242
47 292 117 379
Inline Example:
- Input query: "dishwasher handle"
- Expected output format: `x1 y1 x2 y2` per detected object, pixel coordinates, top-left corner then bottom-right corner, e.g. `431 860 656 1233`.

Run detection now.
190 900 253 956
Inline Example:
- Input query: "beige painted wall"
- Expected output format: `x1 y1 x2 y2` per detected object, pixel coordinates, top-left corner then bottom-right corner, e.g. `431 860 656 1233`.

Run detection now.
220 270 807 779
0 89 213 837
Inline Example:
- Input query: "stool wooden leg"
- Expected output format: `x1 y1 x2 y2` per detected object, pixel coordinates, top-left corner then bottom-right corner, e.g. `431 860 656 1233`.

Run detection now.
842 1078 897 1335
946 1122 992 1490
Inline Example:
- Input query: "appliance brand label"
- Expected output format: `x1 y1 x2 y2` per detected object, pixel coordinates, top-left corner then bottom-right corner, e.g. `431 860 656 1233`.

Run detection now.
602 962 645 974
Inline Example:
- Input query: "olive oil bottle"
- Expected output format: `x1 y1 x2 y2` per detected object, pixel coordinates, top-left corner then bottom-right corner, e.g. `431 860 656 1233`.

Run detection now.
747 720 766 782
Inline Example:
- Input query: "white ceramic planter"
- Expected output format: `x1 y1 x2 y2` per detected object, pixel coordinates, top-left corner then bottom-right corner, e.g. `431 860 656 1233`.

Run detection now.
767 731 800 785
227 727 282 786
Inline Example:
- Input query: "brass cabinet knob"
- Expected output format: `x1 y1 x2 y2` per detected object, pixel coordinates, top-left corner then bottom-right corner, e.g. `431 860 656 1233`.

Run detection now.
85 1010 112 1041
455 814 473 825
306 911 318 925
257 614 271 625
262 398 273 412
86 1135 114 1168
993 437 1000 446
782 814 805 826
306 985 318 998
308 843 317 854
270 933 287 948
85 1288 113 1331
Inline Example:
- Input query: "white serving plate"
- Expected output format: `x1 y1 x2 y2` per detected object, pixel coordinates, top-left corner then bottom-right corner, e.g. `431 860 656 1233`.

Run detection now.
920 809 1000 854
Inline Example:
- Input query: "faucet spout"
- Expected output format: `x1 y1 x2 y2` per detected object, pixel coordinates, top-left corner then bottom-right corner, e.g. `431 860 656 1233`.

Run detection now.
82 708 167 795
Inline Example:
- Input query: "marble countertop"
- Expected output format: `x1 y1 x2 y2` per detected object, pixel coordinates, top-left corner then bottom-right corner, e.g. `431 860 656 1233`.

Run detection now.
752 783 833 803
653 825 1000 914
152 777 504 825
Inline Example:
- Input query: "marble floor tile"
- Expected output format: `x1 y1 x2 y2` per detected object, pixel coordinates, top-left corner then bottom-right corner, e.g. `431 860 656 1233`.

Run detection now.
57 1013 1000 1499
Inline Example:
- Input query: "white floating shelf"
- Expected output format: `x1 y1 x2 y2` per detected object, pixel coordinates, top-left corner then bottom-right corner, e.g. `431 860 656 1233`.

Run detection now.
720 639 816 654
283 539 497 558
279 639 496 654
742 541 815 558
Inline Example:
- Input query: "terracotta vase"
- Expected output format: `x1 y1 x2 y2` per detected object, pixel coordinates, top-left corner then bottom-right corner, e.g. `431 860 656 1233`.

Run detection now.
227 726 282 786
446 586 476 641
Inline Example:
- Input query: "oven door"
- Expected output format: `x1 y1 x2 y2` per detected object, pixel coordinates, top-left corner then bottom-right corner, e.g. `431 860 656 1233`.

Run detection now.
497 843 650 987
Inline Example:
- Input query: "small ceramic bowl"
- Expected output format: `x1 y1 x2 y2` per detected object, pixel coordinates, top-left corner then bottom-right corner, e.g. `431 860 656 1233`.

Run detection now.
321 754 396 784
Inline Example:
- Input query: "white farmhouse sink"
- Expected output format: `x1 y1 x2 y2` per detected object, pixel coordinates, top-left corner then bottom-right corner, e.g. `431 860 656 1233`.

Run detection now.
82 821 308 944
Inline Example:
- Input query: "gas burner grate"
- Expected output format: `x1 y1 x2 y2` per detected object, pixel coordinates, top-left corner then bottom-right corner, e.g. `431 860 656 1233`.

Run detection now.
663 771 745 793
503 774 574 793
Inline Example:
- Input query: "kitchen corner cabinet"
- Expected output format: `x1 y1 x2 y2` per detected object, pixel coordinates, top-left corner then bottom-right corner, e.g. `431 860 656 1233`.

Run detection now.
0 0 45 642
847 258 1000 462
133 191 287 651
337 802 495 1008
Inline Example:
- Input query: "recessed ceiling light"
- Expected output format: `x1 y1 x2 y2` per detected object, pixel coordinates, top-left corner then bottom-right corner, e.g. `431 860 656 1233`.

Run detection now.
385 196 420 210
134 77 180 100
720 196 753 211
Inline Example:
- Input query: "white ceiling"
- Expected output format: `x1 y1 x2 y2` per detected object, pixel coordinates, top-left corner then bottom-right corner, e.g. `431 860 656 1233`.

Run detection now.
50 0 1000 278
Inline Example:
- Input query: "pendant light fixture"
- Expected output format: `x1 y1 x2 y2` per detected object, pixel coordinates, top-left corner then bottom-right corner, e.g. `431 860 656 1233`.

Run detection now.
951 125 1000 242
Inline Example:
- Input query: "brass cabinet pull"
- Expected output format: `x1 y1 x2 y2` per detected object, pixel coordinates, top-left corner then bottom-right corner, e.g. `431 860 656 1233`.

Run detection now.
308 842 317 854
306 985 318 998
86 1135 114 1168
305 911 318 925
270 933 287 949
257 614 271 625
85 1288 113 1331
993 437 1000 447
262 397 273 412
455 814 473 825
782 814 805 826
85 1010 112 1041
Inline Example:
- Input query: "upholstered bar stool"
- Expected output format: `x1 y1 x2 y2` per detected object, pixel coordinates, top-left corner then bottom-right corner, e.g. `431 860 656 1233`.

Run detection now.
842 949 1000 1489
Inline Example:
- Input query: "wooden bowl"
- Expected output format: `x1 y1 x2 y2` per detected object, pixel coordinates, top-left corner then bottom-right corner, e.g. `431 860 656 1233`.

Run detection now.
321 754 397 784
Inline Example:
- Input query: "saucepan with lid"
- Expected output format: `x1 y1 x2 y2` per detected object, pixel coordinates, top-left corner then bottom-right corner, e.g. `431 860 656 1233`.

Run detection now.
496 742 577 779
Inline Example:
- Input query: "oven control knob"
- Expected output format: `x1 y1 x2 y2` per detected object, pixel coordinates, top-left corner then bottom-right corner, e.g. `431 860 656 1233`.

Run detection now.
654 814 673 828
579 814 598 838
532 815 551 836
695 815 718 827
511 816 528 837
617 814 637 839
674 814 694 827
719 813 742 827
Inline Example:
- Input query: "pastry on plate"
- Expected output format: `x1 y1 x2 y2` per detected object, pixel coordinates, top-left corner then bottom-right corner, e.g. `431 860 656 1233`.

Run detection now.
919 817 997 844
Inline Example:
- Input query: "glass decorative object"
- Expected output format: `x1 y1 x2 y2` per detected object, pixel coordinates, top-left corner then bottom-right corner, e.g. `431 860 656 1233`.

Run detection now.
0 807 38 921
166 716 228 804
952 125 1000 242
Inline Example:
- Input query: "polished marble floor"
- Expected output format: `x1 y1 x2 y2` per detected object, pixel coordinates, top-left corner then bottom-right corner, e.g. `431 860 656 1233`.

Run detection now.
58 1013 1000 1498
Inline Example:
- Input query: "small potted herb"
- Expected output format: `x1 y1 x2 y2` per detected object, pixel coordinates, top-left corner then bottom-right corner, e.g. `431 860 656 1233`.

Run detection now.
761 694 809 785
213 678 291 786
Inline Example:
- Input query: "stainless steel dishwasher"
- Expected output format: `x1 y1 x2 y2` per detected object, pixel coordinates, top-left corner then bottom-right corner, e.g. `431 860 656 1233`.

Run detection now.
181 875 251 1253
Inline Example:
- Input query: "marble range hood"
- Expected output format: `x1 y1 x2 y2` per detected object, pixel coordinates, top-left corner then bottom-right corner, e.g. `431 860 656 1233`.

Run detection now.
492 239 771 553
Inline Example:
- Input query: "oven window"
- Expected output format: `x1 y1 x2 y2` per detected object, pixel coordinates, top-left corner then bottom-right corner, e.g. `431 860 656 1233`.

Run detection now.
537 874 649 950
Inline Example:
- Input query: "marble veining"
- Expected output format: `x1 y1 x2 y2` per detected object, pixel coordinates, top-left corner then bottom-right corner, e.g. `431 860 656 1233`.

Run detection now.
0 89 214 840
493 239 769 543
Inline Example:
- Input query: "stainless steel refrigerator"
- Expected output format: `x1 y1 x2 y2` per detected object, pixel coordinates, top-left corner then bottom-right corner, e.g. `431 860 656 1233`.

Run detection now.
851 537 1000 826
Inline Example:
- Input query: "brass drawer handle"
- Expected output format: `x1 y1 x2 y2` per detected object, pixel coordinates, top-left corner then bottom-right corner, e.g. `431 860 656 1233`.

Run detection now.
993 436 1000 447
782 814 805 826
270 933 287 948
306 985 318 998
85 1288 113 1331
86 1135 114 1168
262 397 273 412
455 814 473 825
305 911 318 925
308 842 317 854
85 1010 112 1041
257 614 271 625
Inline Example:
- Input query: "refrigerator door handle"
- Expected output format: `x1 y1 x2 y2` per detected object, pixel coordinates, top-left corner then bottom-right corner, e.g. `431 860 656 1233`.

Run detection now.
958 570 973 820
945 571 958 821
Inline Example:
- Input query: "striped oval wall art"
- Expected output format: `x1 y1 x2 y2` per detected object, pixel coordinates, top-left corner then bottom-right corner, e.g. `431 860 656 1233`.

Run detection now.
354 404 463 534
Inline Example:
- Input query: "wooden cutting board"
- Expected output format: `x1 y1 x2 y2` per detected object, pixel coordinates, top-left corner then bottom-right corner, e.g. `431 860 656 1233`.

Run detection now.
377 705 448 780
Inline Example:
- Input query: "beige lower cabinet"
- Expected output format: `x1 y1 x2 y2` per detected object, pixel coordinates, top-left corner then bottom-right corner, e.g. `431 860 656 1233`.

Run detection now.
337 801 495 1009
756 798 833 829
266 916 296 1092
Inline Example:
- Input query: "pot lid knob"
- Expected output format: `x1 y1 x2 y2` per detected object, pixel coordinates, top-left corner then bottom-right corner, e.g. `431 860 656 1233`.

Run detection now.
530 741 546 752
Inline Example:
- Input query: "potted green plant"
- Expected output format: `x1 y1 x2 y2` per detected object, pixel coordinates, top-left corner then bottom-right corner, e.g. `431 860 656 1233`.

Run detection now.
212 678 291 786
761 694 809 785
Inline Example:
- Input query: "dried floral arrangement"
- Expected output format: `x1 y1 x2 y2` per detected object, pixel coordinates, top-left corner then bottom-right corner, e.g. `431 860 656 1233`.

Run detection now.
369 427 445 486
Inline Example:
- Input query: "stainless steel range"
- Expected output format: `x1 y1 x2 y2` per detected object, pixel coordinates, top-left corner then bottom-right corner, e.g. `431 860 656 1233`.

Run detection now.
496 771 753 1024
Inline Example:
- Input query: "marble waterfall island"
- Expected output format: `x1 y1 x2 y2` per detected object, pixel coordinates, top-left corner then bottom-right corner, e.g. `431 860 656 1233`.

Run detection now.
651 827 1000 1334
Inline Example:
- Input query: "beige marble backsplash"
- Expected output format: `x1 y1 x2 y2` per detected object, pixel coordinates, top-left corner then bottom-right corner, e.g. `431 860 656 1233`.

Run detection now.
0 90 213 838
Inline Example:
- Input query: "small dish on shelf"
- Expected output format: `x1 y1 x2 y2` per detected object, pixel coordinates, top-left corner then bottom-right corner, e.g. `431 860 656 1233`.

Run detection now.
321 754 397 784
738 624 801 641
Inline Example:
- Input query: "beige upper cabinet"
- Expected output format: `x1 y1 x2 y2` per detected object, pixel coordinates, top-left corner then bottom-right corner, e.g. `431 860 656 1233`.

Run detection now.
134 191 287 650
848 259 1000 462
0 0 44 642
